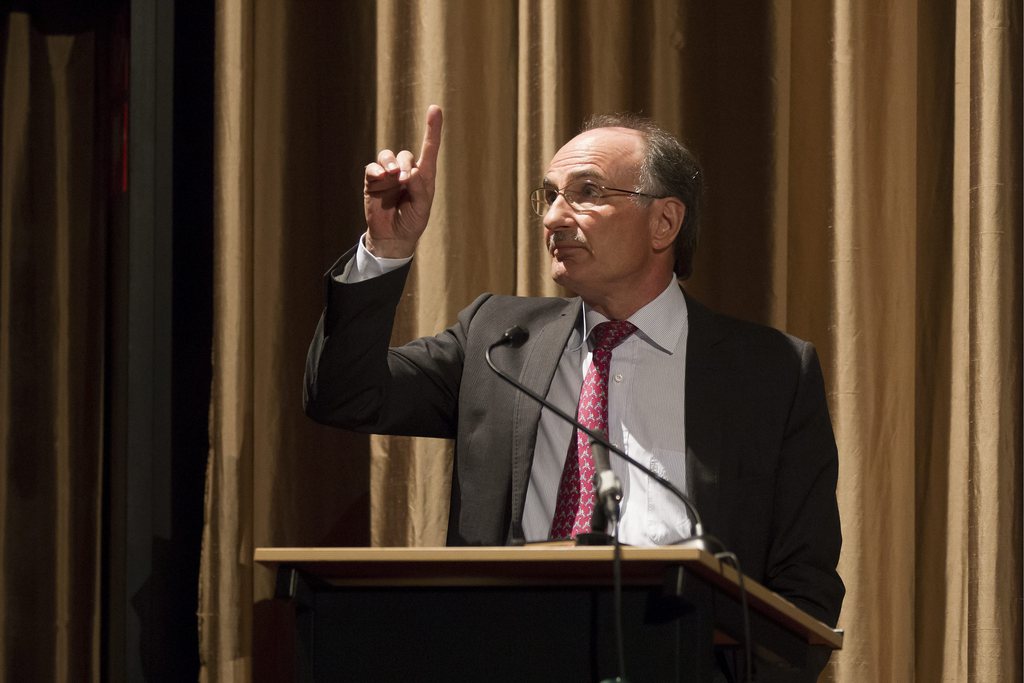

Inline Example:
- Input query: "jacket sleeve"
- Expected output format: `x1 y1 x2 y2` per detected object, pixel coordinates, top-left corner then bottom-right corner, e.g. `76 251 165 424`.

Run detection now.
763 342 844 629
303 248 491 439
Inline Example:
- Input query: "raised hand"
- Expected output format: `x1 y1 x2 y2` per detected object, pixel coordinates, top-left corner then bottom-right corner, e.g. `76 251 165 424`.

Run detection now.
363 105 443 258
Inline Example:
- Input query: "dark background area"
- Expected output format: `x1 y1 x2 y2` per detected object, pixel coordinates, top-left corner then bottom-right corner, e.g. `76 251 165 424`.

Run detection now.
114 0 214 678
69 0 213 679
2 0 213 678
110 0 214 679
128 1 214 679
165 1 213 678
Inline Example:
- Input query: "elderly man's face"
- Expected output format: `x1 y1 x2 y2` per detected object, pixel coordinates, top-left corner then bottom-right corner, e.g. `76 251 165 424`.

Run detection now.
540 127 669 306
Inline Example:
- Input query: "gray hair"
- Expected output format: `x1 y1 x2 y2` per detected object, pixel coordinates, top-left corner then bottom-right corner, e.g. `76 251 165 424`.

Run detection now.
582 113 703 280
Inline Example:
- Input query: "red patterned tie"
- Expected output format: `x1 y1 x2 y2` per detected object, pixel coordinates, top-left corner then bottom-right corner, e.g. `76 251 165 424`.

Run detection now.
550 320 638 539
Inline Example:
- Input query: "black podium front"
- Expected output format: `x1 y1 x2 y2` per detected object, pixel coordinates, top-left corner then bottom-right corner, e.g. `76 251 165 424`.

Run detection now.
256 546 842 682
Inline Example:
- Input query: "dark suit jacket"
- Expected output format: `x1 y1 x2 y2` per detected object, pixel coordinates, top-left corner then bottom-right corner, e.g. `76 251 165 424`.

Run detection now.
304 248 844 631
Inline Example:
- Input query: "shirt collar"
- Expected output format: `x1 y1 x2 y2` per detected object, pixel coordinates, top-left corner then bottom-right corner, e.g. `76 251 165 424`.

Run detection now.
577 277 689 354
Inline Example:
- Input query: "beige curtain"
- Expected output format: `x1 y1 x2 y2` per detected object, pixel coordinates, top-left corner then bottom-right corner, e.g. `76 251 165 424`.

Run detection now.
0 12 108 682
200 1 1022 681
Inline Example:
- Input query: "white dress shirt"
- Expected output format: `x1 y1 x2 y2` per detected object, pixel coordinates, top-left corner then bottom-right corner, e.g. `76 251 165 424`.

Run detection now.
522 278 691 545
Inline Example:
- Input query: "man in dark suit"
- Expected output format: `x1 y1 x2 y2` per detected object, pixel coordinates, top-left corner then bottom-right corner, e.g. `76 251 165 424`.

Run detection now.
304 106 843 640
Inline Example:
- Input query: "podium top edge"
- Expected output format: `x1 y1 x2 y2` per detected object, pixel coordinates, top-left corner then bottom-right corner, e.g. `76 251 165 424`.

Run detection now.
254 545 706 563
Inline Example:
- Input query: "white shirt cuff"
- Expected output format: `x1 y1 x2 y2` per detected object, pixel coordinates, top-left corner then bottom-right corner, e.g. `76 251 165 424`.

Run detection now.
335 233 413 283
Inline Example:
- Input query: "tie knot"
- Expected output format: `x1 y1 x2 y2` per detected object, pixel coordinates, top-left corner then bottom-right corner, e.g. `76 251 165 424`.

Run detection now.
591 320 637 351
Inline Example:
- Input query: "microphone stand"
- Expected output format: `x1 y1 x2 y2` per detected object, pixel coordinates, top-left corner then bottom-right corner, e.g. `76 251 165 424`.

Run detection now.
589 433 628 683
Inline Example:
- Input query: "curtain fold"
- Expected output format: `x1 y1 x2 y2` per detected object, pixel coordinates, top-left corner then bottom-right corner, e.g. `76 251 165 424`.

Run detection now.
199 1 254 680
947 1 1022 678
831 2 920 678
1 12 107 682
201 1 1022 680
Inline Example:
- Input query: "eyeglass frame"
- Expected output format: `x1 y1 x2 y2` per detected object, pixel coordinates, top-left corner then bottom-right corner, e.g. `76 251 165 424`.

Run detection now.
530 180 667 217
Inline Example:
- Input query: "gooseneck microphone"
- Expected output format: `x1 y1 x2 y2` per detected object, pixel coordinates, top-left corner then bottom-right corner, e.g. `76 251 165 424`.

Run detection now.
486 325 713 548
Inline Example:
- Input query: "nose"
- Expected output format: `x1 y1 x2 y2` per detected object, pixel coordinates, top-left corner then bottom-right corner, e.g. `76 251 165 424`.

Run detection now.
542 192 575 231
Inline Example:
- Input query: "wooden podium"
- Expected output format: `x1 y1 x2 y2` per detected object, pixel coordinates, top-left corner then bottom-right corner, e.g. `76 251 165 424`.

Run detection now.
256 545 842 682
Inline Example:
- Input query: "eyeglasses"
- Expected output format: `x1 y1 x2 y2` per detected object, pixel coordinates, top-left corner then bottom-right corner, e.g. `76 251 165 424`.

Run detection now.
530 180 665 217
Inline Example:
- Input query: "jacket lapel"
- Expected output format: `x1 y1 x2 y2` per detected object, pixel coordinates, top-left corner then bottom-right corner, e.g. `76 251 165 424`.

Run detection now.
683 292 729 537
508 298 581 539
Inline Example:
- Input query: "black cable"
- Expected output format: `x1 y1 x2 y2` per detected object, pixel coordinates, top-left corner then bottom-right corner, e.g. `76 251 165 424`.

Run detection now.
612 517 626 681
714 551 752 683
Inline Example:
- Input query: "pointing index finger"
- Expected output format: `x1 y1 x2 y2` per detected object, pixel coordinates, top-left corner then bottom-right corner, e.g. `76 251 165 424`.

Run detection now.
416 105 443 177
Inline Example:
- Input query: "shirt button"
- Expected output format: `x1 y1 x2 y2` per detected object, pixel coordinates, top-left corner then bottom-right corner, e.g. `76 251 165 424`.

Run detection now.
613 374 623 383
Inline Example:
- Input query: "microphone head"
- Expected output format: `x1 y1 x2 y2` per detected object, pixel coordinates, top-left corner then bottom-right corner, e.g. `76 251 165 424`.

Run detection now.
502 325 529 348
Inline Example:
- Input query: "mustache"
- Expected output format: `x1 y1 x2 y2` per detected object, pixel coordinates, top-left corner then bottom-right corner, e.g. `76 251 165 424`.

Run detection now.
547 229 587 252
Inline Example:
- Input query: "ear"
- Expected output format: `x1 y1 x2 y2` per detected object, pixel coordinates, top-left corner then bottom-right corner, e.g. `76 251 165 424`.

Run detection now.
650 197 686 250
